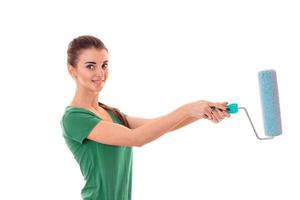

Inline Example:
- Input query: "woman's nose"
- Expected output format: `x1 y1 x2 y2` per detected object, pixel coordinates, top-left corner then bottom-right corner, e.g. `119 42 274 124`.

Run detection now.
95 66 105 76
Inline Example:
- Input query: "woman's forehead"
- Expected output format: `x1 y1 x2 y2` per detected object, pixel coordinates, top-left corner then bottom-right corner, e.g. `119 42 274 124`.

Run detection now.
78 48 109 63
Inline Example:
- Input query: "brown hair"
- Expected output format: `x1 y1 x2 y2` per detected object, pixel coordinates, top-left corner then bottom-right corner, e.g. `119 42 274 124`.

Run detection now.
98 102 130 128
67 35 108 67
67 35 130 128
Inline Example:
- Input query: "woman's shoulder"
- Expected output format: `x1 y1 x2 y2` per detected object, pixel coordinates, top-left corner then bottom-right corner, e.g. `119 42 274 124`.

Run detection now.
61 105 98 121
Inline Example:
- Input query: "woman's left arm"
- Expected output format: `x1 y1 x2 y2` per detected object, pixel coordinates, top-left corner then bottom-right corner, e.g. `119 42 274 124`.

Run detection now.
126 115 198 132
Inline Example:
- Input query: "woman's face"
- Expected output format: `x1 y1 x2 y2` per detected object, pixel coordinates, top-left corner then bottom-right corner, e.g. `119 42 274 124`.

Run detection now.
69 48 109 92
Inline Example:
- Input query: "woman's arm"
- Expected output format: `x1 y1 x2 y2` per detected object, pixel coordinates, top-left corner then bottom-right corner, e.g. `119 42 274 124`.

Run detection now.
88 103 190 147
169 116 199 131
126 115 199 132
87 101 228 147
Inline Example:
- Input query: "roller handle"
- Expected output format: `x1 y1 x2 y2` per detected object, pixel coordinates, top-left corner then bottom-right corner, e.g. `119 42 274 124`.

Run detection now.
226 103 239 114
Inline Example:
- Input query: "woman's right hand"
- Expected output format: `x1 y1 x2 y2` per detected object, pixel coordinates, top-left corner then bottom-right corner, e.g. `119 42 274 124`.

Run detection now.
185 100 230 123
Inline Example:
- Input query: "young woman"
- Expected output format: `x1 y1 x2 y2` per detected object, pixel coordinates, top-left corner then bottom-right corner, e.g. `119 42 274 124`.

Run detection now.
60 35 230 200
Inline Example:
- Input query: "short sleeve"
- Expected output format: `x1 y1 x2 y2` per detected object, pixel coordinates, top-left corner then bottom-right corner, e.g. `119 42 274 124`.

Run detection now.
61 110 102 144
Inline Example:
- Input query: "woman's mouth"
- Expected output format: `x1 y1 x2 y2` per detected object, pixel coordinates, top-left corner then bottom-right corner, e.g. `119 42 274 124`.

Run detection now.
92 79 105 86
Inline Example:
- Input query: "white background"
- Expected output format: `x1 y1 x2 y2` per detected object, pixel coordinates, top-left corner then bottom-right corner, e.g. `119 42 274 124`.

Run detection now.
1 0 299 199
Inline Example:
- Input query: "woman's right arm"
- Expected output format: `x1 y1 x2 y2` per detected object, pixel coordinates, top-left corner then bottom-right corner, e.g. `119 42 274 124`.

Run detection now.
87 100 228 147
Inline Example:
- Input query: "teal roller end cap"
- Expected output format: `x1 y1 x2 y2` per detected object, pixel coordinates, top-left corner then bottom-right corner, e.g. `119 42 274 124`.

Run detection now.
227 103 239 114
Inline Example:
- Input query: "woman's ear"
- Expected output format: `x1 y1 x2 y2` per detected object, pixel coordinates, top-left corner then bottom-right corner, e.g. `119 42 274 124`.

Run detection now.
68 64 77 79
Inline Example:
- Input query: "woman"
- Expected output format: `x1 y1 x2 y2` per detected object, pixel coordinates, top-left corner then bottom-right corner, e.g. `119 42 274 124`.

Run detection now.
60 35 230 200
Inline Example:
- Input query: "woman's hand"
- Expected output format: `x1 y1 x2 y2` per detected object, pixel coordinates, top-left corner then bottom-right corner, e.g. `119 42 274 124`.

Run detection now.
185 100 230 123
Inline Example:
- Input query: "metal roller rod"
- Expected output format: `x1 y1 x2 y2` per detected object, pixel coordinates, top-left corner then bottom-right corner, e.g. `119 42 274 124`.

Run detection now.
238 107 274 140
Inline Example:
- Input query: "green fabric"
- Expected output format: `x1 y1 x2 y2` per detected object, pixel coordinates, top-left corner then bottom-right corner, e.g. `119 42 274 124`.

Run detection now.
60 106 133 200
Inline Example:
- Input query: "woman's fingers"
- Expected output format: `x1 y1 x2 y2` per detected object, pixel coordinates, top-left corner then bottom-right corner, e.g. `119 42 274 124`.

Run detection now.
204 107 220 123
192 100 230 122
204 106 214 121
206 101 231 123
209 102 227 111
213 108 226 123
215 108 225 120
223 111 230 118
218 102 231 118
221 102 228 106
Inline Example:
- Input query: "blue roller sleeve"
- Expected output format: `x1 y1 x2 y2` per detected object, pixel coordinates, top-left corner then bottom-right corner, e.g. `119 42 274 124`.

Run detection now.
258 69 282 137
225 70 282 139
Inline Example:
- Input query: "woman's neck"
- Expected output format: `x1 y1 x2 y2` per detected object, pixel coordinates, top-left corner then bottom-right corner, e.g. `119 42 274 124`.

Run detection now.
70 88 100 110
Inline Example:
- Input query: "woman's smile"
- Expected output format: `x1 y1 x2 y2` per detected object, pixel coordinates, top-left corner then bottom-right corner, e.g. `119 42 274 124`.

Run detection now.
92 79 103 86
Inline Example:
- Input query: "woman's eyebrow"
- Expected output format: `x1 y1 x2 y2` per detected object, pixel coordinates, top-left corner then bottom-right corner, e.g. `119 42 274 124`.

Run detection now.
85 60 108 64
85 61 96 64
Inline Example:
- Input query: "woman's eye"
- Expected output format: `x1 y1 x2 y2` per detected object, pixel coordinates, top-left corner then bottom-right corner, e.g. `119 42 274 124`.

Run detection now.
102 63 108 68
87 65 95 69
86 63 108 70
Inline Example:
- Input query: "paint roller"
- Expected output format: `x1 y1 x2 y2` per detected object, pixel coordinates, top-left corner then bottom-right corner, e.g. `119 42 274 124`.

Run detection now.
226 69 282 140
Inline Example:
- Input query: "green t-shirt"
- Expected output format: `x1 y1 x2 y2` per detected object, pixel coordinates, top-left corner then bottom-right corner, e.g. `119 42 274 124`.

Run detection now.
60 105 133 200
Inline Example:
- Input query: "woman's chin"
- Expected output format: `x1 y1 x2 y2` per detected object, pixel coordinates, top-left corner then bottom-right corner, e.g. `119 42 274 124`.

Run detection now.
91 81 105 91
92 85 103 92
